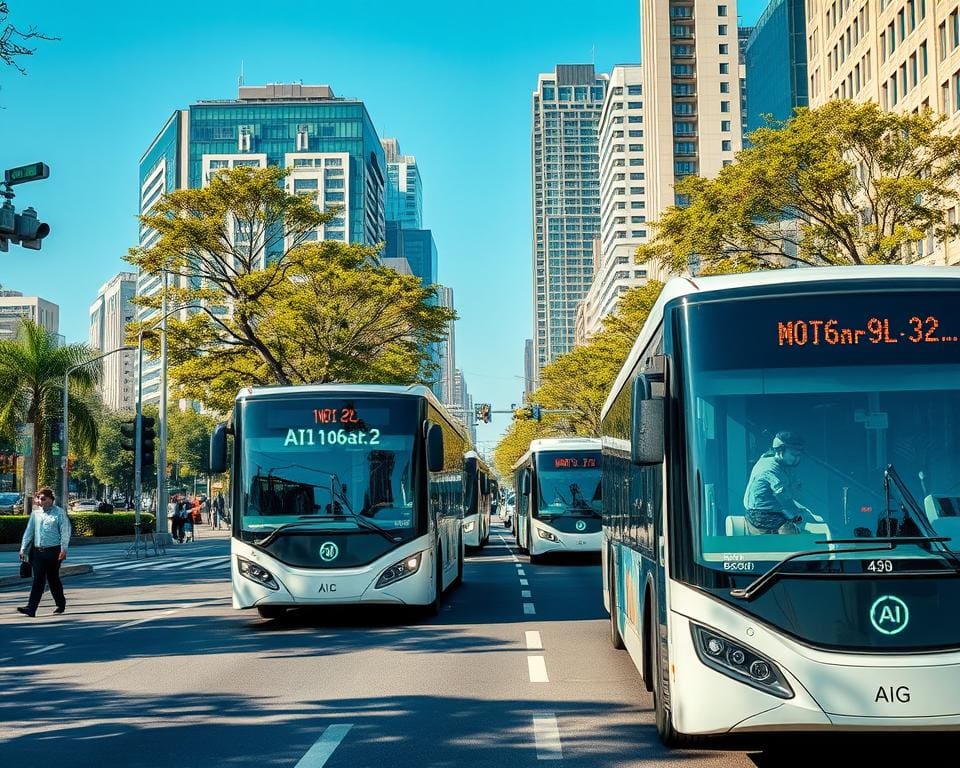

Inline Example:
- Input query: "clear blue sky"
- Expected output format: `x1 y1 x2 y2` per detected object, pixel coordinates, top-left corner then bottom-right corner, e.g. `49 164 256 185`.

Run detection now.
0 0 769 452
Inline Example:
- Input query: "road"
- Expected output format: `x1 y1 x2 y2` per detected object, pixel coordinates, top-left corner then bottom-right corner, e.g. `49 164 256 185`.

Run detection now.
0 522 815 767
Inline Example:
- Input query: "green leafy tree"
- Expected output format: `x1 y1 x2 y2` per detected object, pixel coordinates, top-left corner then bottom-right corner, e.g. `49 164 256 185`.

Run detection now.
92 411 134 497
639 101 960 274
128 166 455 413
166 407 216 481
0 320 100 499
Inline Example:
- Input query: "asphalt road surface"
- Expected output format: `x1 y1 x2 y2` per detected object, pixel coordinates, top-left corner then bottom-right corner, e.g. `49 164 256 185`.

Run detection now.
0 522 911 768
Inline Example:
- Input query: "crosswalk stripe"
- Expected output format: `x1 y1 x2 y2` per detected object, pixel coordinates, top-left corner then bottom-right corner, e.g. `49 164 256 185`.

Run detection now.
182 557 230 570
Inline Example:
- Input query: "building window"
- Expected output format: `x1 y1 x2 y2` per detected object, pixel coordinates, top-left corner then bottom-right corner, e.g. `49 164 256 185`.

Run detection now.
721 120 731 131
720 100 730 112
718 24 728 35
718 4 727 16
722 140 732 151
720 81 730 93
719 43 729 54
720 63 729 74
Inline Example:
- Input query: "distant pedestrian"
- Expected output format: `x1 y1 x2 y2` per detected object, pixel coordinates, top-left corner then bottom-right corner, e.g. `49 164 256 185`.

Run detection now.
17 487 71 617
213 491 225 529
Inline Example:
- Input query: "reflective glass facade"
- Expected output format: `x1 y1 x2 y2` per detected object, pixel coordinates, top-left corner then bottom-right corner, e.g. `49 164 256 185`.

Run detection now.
745 0 808 135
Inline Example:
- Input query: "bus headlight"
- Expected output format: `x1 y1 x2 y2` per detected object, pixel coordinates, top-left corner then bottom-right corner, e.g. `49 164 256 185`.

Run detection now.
375 552 423 588
537 528 559 542
237 557 279 590
691 624 793 699
463 520 476 533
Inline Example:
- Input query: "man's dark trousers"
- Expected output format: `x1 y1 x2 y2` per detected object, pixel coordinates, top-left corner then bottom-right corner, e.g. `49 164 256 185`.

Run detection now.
27 546 65 613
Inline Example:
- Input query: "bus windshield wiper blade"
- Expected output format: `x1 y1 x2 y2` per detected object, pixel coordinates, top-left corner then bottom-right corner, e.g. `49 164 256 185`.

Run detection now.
257 520 333 547
347 512 402 543
729 537 960 601
256 514 401 546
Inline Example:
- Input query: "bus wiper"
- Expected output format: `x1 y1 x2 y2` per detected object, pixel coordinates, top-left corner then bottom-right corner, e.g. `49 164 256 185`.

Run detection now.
257 519 332 547
256 514 401 546
730 536 960 602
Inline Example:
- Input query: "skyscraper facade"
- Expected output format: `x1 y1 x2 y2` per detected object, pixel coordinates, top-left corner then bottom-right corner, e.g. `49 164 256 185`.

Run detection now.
805 1 959 264
531 64 608 385
0 291 59 342
642 1 743 227
576 64 651 343
137 83 387 404
89 272 137 411
437 285 457 406
745 0 808 134
382 138 423 229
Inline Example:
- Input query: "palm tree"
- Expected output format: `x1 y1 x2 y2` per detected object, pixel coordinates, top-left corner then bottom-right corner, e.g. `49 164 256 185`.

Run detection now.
0 320 101 504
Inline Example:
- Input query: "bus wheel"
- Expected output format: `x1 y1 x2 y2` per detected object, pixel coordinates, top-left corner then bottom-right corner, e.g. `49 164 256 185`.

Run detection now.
425 548 443 617
257 606 287 620
609 565 625 650
453 533 464 587
650 610 696 747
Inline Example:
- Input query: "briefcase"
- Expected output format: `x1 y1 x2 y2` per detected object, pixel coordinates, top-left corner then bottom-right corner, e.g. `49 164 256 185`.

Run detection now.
19 560 31 578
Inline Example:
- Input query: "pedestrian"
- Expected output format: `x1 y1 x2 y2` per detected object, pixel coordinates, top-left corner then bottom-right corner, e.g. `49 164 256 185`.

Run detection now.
212 491 225 529
17 487 71 617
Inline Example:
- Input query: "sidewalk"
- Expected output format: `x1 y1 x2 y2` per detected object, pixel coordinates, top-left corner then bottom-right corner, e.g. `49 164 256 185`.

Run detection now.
0 525 231 588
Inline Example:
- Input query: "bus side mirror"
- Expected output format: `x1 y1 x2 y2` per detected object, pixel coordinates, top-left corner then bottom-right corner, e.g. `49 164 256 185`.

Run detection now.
631 374 664 466
520 469 531 496
427 424 444 472
210 423 229 474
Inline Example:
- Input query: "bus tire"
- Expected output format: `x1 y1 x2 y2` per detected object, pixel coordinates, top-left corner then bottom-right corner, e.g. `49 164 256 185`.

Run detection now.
609 560 625 650
257 606 287 620
425 547 443 617
650 604 699 748
453 532 464 587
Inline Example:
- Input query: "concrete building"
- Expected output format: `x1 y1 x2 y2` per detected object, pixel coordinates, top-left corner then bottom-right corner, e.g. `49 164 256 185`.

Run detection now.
642 0 743 228
452 368 477 446
745 0 808 134
523 338 535 400
576 64 652 343
137 82 387 404
89 272 137 411
531 65 608 386
0 291 59 342
804 0 959 263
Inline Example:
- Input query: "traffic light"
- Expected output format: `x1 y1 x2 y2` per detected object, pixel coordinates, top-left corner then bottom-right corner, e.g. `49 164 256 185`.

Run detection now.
140 416 156 472
0 202 50 252
532 405 542 422
120 418 137 454
475 403 492 424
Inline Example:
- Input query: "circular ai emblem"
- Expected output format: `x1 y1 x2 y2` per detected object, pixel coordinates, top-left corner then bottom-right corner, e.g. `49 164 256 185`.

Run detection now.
575 520 587 532
319 542 340 562
870 595 910 635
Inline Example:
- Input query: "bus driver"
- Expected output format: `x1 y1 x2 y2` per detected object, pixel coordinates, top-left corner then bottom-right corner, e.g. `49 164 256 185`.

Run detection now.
743 432 818 535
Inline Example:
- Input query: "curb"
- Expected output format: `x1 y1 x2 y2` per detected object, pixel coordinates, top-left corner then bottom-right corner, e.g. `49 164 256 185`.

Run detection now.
0 563 94 590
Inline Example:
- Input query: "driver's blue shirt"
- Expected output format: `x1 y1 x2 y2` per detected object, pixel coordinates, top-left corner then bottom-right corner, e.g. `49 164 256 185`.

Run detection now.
743 453 801 531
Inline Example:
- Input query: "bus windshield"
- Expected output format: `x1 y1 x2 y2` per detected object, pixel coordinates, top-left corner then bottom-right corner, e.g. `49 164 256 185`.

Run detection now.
240 397 418 535
535 451 602 519
680 288 960 573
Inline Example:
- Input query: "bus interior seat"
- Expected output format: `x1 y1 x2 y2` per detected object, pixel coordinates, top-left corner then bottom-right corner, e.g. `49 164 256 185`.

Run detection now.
725 515 747 536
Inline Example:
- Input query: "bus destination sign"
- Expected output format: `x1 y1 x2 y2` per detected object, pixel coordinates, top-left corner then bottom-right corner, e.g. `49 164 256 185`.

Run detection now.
552 456 598 469
778 316 959 348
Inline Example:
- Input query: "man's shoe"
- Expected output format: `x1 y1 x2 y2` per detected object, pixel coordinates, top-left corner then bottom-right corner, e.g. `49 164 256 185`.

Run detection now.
16 607 35 617
53 606 65 614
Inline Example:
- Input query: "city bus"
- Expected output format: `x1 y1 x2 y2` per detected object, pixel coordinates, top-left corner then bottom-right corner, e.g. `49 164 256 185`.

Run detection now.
513 437 602 562
463 450 494 548
600 266 960 746
209 383 469 619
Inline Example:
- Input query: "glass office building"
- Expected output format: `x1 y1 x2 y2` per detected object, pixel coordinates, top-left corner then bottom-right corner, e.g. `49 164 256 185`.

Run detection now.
531 64 608 382
745 0 808 135
382 138 423 229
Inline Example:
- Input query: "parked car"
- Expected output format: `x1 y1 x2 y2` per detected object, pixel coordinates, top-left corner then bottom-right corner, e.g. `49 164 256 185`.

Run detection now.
70 498 100 512
0 492 23 513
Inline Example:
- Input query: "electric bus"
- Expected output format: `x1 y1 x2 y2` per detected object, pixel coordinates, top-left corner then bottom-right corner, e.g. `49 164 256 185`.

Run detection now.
463 450 494 548
601 267 960 746
513 437 603 562
210 384 469 619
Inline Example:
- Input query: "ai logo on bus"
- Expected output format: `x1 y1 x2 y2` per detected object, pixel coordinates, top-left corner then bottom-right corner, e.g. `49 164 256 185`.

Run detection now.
575 520 587 532
870 595 910 635
319 542 340 562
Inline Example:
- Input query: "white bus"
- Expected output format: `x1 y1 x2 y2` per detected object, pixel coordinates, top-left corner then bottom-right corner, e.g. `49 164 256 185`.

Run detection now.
513 437 603 562
463 450 494 548
601 267 960 746
210 384 469 619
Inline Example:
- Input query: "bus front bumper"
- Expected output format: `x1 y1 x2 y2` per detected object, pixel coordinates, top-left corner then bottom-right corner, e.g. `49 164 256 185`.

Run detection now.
668 583 960 735
530 520 601 555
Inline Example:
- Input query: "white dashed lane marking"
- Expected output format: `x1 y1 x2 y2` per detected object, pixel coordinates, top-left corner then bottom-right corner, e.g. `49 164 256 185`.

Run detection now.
523 602 536 615
532 713 563 760
525 630 543 650
521 589 532 598
25 643 63 656
520 579 529 586
528 655 549 683
294 724 353 768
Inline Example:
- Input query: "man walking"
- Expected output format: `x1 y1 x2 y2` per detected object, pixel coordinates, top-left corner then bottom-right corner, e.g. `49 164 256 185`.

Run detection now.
17 487 71 617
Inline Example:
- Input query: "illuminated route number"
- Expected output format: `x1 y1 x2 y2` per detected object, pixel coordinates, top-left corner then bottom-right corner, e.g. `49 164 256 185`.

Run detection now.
314 407 361 424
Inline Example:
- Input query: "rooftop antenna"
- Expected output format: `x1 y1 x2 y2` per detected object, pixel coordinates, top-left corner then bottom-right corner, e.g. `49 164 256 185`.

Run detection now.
238 60 244 88
591 44 596 66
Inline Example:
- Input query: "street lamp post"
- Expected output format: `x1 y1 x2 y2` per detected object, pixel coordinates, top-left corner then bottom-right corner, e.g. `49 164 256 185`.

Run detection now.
62 346 135 505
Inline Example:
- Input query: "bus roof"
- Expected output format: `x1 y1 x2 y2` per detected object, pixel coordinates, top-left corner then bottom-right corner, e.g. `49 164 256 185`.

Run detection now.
601 265 960 420
511 437 602 472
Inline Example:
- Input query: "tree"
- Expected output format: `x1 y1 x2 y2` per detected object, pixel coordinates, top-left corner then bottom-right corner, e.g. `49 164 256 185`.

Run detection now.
128 166 455 413
1 3 58 74
638 101 960 274
166 407 216 481
0 320 100 500
92 407 158 498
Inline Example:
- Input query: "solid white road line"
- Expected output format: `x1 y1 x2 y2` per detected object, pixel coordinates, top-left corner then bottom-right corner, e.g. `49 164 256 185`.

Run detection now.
528 655 549 683
532 713 563 760
111 608 179 631
523 602 536 615
525 630 543 650
294 724 353 768
25 643 63 656
521 589 532 598
520 578 529 586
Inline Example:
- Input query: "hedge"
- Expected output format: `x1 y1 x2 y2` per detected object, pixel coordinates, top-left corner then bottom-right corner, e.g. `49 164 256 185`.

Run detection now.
0 512 156 545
